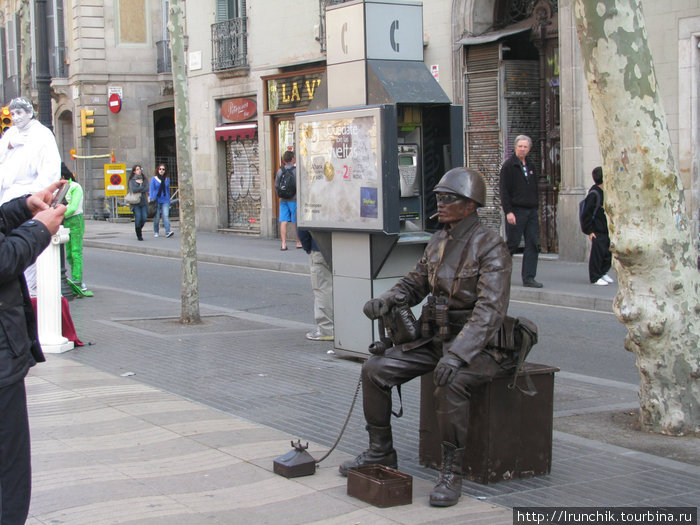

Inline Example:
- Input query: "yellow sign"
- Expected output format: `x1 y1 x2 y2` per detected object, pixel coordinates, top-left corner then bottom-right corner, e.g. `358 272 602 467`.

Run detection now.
104 163 127 196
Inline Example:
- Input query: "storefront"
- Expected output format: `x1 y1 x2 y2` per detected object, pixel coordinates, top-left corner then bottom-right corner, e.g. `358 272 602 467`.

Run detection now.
215 97 260 232
262 66 325 237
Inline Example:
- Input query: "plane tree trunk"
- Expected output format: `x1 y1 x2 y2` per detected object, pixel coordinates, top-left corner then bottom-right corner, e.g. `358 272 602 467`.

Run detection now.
168 0 201 324
574 0 699 434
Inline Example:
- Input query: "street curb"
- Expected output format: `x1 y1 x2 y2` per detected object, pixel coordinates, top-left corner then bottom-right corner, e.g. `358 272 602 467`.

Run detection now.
85 239 613 312
84 239 310 275
510 287 614 312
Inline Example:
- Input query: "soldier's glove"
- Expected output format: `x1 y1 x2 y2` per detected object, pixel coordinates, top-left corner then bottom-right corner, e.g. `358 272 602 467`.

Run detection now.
363 298 390 320
433 354 464 387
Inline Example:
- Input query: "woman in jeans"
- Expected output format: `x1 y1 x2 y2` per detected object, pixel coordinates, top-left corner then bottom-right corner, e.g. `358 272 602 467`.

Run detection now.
128 164 149 240
149 163 173 238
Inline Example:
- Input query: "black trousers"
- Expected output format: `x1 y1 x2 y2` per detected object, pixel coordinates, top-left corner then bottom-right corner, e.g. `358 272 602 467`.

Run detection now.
0 380 31 525
505 207 540 282
589 232 612 282
362 342 502 449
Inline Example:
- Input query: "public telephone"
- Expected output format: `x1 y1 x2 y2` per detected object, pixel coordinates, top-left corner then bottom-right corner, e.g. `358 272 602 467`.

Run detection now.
398 144 422 230
398 144 420 197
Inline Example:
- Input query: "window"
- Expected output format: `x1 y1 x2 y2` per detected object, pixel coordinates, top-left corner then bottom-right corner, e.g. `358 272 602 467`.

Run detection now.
6 16 17 78
216 0 239 22
211 0 247 71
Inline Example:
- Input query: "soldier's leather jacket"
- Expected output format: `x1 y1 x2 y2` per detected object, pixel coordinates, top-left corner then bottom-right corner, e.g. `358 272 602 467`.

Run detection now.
379 213 511 364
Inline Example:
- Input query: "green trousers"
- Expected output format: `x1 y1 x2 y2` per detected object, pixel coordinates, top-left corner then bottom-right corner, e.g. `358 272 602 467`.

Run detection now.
64 214 85 283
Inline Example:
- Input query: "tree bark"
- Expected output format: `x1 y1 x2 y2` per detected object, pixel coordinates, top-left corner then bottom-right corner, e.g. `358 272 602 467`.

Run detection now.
574 0 699 434
168 0 201 324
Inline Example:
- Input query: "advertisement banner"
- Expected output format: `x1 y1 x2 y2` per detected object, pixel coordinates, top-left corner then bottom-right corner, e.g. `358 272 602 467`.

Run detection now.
296 106 386 231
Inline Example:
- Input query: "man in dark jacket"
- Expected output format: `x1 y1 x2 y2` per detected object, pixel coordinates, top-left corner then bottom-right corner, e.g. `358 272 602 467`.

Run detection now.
339 168 512 508
581 166 612 285
0 182 66 524
499 135 543 288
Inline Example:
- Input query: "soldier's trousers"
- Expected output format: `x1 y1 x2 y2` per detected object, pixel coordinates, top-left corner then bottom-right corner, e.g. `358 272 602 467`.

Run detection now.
361 341 503 448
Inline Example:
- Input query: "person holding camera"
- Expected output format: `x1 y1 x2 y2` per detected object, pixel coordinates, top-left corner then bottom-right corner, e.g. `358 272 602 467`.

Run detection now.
0 182 67 524
339 168 512 508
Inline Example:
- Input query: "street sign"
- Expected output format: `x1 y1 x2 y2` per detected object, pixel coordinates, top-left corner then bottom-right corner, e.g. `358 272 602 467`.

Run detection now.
109 93 122 114
104 163 127 196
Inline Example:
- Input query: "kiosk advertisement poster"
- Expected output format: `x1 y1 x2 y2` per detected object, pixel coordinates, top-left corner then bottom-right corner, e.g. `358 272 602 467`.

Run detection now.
296 106 396 232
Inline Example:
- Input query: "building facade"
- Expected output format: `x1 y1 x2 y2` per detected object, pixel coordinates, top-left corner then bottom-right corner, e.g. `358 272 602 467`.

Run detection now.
0 0 696 261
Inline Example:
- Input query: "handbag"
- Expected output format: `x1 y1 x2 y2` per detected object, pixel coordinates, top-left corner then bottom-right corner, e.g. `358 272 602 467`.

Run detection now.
125 191 141 205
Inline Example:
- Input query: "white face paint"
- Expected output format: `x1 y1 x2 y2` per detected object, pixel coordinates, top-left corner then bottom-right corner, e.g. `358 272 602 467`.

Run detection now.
9 108 32 130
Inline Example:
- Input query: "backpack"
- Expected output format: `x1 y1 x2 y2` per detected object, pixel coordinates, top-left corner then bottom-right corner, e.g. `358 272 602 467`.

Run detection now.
276 165 296 199
578 188 601 233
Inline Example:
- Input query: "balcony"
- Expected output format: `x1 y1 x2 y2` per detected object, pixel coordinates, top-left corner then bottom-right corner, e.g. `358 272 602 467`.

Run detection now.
211 17 247 72
156 40 172 74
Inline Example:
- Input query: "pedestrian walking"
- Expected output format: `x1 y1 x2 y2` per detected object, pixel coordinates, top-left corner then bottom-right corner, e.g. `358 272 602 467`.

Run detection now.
128 164 149 241
581 166 613 285
274 150 301 250
149 163 174 238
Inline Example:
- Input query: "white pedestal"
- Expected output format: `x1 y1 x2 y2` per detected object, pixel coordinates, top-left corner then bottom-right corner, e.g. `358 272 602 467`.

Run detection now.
36 225 74 354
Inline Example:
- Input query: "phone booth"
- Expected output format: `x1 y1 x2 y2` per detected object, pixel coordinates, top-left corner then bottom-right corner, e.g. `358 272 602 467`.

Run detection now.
296 0 463 357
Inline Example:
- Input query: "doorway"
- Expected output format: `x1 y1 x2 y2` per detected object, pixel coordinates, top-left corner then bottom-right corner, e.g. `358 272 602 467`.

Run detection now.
153 107 177 185
272 117 296 238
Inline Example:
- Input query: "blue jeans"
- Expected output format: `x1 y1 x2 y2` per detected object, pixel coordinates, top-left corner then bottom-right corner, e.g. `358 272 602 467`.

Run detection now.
153 201 171 234
132 204 148 229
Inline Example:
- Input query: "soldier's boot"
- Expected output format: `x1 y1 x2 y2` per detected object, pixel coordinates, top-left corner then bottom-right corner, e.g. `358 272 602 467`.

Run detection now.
429 442 465 507
338 424 397 476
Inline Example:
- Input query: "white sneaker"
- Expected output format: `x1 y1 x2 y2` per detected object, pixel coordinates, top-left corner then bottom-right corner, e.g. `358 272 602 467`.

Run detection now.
154 233 159 237
602 274 613 283
593 277 609 286
306 329 334 341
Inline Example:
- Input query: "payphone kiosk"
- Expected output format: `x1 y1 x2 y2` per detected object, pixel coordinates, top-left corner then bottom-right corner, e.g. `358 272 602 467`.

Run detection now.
295 0 463 357
296 103 462 357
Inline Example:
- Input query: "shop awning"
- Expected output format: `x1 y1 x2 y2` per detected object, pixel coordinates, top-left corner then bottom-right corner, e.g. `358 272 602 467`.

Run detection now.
215 123 257 141
367 60 451 105
456 18 533 46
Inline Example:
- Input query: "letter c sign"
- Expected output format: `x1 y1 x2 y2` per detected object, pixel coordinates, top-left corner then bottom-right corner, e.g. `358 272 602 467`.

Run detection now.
390 19 400 52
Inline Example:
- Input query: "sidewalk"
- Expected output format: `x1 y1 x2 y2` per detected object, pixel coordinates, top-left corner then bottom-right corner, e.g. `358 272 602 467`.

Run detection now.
24 219 698 524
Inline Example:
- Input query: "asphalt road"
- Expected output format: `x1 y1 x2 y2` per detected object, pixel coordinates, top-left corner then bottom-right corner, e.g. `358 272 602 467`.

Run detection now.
84 246 637 385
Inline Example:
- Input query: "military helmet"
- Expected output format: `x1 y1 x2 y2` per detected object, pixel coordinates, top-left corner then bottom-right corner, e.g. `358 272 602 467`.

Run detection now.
433 167 486 207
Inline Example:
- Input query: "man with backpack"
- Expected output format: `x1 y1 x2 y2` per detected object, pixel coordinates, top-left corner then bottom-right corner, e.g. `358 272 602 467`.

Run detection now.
274 150 301 250
580 166 613 285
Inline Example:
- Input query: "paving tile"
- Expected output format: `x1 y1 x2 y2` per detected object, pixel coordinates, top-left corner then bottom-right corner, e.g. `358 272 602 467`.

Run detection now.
24 279 700 523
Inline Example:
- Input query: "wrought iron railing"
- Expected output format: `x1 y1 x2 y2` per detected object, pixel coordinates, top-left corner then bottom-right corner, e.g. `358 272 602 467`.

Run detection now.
211 17 248 71
156 40 172 74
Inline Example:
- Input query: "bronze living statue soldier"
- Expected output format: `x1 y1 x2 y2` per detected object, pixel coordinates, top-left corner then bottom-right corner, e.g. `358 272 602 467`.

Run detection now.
339 167 512 508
